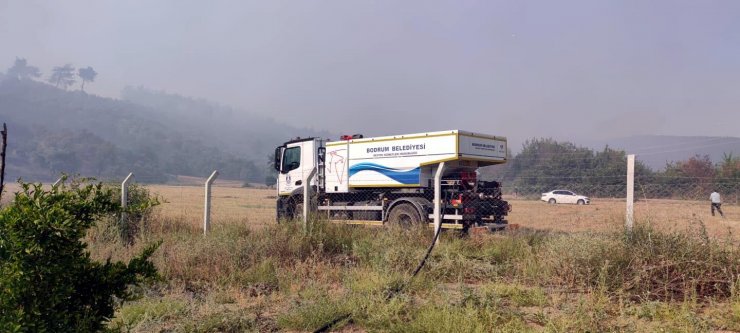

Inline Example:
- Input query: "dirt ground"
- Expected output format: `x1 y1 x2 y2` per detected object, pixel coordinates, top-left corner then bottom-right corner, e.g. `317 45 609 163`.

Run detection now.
506 197 739 238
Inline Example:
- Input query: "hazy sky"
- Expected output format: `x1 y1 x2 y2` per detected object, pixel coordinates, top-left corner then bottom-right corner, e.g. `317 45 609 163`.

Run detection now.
2 0 739 148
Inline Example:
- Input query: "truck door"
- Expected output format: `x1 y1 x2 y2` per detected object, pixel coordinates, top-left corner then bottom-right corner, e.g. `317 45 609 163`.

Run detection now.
278 143 303 195
278 139 318 196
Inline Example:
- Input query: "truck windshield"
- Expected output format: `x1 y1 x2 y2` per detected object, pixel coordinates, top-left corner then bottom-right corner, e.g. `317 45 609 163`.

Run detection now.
282 146 301 172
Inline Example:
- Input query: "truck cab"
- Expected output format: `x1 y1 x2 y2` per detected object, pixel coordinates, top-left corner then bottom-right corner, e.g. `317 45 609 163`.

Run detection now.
274 137 326 219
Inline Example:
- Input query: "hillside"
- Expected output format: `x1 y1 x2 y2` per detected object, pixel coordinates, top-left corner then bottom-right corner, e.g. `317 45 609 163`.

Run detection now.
3 72 736 186
0 77 326 183
120 86 332 160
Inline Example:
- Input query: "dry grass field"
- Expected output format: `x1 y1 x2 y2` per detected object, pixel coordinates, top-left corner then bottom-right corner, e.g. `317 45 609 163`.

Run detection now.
147 184 276 228
3 181 740 239
117 185 740 332
4 181 737 237
140 184 740 240
6 180 740 331
508 198 740 239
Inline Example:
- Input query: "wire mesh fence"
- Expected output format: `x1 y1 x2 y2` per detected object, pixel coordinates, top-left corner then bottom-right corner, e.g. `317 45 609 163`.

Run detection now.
499 182 740 203
139 182 276 228
88 174 269 225
97 158 740 230
3 151 737 236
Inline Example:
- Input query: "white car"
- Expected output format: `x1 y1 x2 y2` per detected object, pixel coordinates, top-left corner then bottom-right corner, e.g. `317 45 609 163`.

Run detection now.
541 190 590 205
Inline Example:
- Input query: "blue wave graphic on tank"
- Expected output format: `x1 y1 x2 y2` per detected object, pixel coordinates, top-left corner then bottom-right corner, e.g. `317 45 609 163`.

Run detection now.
348 163 420 184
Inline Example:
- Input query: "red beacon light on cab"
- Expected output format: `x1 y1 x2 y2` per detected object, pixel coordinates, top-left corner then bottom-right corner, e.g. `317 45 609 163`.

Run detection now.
340 134 364 140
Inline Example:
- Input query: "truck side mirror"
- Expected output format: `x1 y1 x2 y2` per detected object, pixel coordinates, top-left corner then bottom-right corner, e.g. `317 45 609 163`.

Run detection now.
317 147 326 163
274 147 282 172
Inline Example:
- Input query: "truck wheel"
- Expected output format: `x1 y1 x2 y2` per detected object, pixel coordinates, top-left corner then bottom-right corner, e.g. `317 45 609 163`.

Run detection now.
548 198 556 204
387 203 421 227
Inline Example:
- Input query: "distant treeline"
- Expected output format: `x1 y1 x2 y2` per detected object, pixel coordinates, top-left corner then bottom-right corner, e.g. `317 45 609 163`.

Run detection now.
481 138 740 199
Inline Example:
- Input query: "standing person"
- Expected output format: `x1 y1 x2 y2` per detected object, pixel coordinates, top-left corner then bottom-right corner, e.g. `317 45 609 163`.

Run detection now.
710 190 725 218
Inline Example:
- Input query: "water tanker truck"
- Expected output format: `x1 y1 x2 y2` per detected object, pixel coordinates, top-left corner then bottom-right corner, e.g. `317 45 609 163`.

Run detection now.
273 130 511 231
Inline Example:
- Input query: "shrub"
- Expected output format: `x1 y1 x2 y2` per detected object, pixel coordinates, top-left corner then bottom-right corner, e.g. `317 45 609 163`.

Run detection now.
0 181 159 332
109 183 161 244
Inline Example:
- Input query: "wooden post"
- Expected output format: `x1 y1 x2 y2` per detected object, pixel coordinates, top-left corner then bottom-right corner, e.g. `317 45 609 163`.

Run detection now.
0 123 7 203
626 154 635 231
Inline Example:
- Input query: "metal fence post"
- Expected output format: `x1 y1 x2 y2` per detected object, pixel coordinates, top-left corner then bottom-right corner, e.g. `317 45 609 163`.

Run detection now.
203 170 219 236
626 154 635 231
434 162 446 244
121 173 134 225
303 167 317 232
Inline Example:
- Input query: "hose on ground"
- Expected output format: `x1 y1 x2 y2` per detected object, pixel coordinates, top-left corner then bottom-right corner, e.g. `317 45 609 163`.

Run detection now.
313 225 443 333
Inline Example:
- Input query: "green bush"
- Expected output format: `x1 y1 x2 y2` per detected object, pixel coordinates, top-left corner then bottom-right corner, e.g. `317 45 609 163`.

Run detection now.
110 183 161 243
0 181 159 332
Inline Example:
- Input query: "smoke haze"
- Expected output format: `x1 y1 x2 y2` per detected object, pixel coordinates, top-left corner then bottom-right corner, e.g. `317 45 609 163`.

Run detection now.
2 0 739 149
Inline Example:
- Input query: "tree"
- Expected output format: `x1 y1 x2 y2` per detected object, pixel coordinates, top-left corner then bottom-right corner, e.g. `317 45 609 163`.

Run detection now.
501 138 653 197
6 57 41 80
718 153 740 179
48 64 76 89
77 66 97 91
0 180 159 332
659 155 716 198
717 153 740 196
